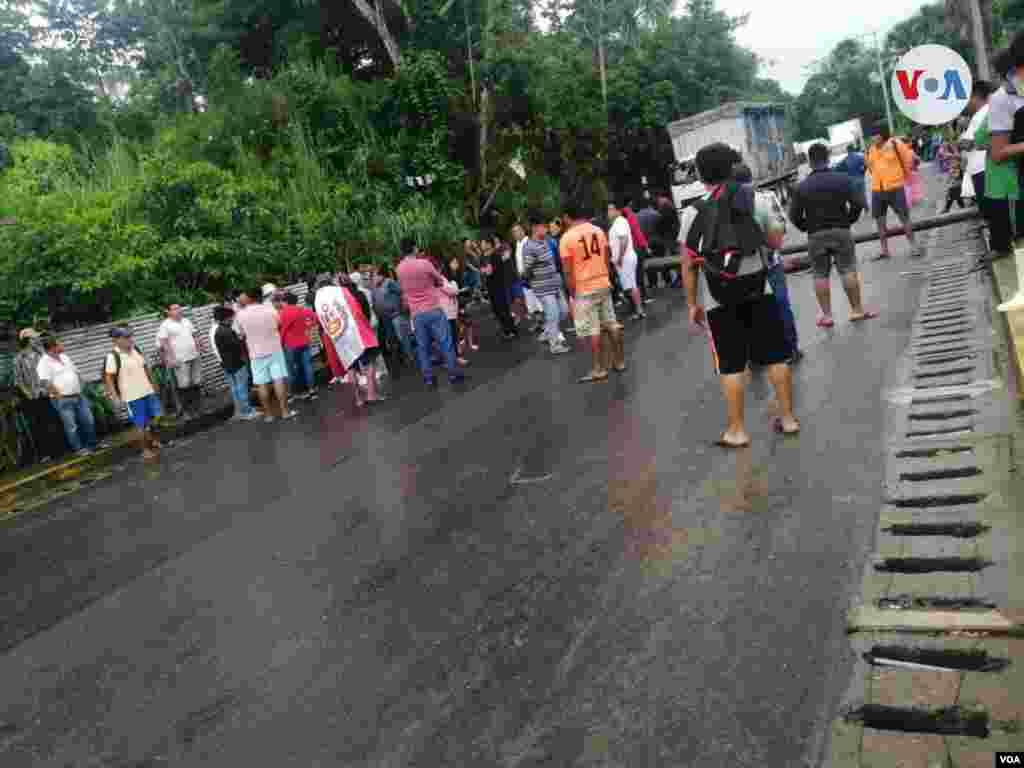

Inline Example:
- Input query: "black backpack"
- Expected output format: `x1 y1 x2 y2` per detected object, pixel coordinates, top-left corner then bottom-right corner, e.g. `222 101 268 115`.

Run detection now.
692 182 767 304
106 346 144 399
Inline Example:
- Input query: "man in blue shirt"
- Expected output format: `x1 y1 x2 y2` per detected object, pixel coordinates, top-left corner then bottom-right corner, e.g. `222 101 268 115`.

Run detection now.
832 144 866 217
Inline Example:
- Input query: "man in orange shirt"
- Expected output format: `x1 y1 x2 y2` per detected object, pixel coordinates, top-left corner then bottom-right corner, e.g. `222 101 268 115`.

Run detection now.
865 124 921 259
560 200 625 382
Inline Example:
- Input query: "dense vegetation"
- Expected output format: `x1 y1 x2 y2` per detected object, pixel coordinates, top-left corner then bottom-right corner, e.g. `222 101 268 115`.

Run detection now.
0 0 784 326
2 0 1020 327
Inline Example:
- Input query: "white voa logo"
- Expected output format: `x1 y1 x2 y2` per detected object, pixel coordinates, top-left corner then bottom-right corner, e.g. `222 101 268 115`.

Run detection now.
891 44 972 126
998 755 1022 765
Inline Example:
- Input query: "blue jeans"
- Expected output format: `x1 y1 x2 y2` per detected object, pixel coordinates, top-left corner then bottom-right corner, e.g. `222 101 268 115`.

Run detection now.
539 293 566 348
225 366 253 416
413 308 460 383
285 346 315 393
767 262 799 356
51 396 97 452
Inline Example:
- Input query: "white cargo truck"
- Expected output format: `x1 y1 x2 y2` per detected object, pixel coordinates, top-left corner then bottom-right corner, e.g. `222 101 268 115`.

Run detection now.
667 102 798 211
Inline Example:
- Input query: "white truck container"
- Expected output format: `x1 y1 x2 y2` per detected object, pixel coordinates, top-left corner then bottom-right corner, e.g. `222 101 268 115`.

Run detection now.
667 102 797 210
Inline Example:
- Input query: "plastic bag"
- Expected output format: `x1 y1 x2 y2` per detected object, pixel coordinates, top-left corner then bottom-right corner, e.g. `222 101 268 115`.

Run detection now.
906 170 925 208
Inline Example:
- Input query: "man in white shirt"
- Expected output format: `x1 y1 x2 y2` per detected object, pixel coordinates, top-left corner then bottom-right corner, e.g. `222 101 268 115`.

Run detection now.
512 224 543 328
156 303 203 419
608 200 645 320
960 80 994 268
36 337 98 454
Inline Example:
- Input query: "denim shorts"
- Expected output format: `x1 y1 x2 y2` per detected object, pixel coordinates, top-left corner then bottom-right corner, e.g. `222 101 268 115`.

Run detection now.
127 393 162 429
251 350 289 386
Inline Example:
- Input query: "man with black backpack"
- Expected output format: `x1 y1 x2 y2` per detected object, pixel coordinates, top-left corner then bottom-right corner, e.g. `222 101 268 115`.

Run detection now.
682 143 800 448
104 327 162 460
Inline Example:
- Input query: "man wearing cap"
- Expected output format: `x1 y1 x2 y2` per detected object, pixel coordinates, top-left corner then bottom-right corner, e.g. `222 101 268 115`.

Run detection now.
15 328 68 462
104 328 162 460
156 303 204 420
36 337 98 455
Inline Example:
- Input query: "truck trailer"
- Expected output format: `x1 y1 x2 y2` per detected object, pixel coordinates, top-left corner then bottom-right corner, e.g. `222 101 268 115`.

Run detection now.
667 102 797 211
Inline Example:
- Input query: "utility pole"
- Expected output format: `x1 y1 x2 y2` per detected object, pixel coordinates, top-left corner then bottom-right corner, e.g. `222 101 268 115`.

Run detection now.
873 31 895 137
967 0 992 80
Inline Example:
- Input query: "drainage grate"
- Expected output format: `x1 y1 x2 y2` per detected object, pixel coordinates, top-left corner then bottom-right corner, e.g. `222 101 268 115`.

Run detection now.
914 366 975 379
887 493 986 507
912 380 972 390
914 356 973 367
845 705 989 737
877 595 997 611
874 556 991 573
894 446 973 459
897 466 982 482
906 426 973 437
916 329 971 339
883 521 989 537
864 646 1009 672
907 410 977 421
910 395 970 405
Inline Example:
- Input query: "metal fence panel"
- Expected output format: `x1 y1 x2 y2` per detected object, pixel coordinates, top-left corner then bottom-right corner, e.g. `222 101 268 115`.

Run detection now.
9 282 315 420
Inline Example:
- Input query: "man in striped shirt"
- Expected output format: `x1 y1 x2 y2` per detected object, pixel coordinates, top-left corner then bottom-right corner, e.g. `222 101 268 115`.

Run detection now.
522 209 570 355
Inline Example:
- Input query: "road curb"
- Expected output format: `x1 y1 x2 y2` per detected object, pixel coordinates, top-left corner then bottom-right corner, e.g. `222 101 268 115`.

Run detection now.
991 256 1024 400
0 402 235 524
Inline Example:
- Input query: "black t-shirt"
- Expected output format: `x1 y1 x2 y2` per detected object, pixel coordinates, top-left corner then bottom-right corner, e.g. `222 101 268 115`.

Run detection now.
214 324 247 373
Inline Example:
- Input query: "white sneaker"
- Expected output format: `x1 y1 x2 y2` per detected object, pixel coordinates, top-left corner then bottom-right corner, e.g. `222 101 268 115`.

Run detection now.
998 292 1024 312
998 248 1024 312
550 344 570 355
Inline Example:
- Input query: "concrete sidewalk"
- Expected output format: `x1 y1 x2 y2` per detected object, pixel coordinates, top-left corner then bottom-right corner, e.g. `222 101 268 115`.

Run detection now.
992 256 1024 399
827 216 1024 767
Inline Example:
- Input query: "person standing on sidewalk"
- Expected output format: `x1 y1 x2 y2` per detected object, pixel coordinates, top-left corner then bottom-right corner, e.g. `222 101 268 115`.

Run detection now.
276 292 319 401
733 164 802 363
212 306 258 421
523 210 570 356
984 35 1024 311
561 201 626 383
235 289 296 422
104 327 162 460
156 304 204 420
682 142 800 448
607 200 645 321
790 143 876 328
15 328 68 462
36 337 98 456
395 238 464 388
960 80 994 268
865 125 921 260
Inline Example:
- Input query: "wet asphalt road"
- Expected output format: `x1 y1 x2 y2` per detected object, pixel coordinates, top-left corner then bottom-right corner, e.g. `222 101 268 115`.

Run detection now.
0 210 936 766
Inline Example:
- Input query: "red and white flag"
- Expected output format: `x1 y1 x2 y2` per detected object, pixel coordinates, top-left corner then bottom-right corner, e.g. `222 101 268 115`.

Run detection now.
314 286 377 370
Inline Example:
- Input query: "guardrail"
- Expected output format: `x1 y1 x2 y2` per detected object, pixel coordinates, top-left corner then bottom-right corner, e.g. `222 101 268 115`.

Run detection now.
643 209 982 272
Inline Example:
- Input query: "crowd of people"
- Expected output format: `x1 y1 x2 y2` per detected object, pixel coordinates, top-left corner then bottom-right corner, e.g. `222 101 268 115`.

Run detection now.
19 34 1024 464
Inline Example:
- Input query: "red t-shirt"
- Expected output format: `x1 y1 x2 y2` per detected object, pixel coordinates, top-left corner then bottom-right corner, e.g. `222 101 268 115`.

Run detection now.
278 305 317 350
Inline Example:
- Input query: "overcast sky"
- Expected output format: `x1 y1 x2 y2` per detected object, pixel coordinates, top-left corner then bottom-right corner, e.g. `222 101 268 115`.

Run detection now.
715 0 932 94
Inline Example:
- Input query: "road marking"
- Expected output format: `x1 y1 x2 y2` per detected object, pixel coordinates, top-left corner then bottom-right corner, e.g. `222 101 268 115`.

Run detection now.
510 468 554 485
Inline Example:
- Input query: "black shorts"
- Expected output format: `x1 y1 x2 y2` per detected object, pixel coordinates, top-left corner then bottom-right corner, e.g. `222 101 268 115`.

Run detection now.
707 294 789 375
871 188 909 219
351 346 380 371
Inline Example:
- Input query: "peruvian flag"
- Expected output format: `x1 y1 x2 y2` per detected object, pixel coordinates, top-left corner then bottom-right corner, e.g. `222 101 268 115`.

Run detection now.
314 285 378 370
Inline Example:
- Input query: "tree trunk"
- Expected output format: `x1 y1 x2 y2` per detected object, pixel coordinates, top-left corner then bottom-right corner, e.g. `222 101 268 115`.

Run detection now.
598 39 608 116
479 84 490 186
351 0 402 70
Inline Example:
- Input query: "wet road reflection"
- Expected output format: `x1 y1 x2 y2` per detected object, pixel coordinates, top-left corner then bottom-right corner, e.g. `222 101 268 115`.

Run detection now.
0 241 927 765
